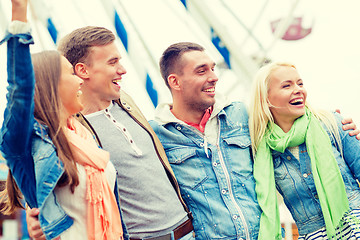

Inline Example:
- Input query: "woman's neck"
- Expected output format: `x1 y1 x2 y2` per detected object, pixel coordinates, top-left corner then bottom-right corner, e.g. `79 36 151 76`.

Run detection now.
274 119 294 133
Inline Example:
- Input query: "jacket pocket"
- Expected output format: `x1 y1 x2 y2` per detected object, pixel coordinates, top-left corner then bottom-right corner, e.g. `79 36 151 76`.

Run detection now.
222 134 253 180
167 147 208 190
223 134 251 148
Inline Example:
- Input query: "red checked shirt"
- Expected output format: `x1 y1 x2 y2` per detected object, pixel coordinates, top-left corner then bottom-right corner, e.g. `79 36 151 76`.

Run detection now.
172 107 213 133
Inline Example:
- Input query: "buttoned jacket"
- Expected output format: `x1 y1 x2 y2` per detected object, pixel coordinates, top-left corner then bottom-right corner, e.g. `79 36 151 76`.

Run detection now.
272 113 360 235
150 100 261 240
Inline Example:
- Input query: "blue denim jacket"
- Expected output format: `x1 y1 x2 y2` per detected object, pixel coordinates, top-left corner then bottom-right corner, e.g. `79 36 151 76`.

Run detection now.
0 31 129 239
272 113 360 235
150 101 260 240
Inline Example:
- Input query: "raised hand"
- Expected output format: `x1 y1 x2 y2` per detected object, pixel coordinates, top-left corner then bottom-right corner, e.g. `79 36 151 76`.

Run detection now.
11 0 28 22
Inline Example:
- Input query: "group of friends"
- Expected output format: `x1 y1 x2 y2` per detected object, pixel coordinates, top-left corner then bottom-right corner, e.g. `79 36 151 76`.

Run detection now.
1 0 360 239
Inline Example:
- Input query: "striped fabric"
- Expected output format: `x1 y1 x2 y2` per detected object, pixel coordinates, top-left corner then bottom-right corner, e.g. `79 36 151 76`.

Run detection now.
298 209 360 239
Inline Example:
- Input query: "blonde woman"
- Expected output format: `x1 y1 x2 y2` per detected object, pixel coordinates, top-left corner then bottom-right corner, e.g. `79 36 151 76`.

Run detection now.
249 62 360 239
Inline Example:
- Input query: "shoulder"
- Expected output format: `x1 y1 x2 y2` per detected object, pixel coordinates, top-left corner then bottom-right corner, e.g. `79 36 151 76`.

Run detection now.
227 101 248 110
318 111 344 133
223 101 249 121
149 120 162 132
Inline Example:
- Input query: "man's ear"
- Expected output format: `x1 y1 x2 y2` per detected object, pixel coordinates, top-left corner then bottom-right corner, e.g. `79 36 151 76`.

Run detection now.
74 63 89 79
168 74 180 91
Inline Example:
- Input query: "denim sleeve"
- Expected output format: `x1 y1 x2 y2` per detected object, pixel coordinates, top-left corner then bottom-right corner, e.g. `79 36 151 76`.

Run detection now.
333 113 360 180
0 32 37 207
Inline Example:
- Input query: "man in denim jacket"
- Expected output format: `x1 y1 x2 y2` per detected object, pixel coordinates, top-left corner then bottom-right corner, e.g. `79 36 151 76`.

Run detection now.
149 42 360 240
149 42 260 240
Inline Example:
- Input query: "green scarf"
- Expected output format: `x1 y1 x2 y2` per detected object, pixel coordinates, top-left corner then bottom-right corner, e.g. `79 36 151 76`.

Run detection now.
254 109 349 239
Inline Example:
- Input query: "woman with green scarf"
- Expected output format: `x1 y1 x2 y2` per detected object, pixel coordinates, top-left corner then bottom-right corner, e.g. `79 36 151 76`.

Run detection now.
249 62 360 239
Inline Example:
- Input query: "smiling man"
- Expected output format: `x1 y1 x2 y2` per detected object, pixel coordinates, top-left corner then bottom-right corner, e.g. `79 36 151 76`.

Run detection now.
150 42 261 240
26 27 194 240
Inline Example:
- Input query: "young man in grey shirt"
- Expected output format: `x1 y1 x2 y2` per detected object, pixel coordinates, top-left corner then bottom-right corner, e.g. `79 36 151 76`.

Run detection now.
26 26 193 240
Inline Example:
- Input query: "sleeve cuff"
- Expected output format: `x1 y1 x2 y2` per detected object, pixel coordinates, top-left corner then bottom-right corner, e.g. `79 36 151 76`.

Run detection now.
8 21 31 35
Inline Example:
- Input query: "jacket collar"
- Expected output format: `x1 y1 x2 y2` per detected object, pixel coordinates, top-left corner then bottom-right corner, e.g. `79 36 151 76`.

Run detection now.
33 121 53 145
154 92 232 125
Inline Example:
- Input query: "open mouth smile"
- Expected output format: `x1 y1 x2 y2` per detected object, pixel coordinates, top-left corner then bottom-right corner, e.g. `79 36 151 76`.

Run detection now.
289 98 304 105
203 87 215 93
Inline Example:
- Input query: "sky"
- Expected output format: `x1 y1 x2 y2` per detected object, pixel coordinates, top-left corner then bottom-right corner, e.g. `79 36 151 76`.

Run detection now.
245 0 360 124
0 0 359 125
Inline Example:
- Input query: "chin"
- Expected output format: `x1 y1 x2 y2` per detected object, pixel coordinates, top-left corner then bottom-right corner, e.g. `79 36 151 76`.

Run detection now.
112 92 121 99
72 104 84 115
294 112 305 120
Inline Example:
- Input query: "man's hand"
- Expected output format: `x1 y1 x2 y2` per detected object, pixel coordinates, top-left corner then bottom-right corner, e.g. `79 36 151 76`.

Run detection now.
342 118 360 140
26 208 45 240
336 109 360 140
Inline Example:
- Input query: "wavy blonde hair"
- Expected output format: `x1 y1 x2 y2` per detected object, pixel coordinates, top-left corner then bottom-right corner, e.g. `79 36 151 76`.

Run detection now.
249 61 342 155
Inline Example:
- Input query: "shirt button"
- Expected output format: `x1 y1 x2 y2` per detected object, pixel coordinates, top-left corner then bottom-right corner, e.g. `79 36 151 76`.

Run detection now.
287 156 291 160
122 102 126 105
232 215 238 220
176 126 182 130
105 109 108 112
303 173 308 178
221 189 227 194
200 143 204 147
314 194 319 199
127 107 131 110
123 128 126 132
130 140 133 143
213 162 218 167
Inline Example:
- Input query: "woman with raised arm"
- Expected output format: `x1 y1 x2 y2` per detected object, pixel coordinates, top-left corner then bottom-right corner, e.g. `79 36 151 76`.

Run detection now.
249 62 360 239
0 1 128 239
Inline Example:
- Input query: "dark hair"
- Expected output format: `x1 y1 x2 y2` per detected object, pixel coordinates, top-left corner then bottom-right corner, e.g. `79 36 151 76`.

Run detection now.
159 42 204 89
58 26 115 67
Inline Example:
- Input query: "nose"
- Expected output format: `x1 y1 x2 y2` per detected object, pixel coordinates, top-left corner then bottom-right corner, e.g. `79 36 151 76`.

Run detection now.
293 84 303 94
117 63 127 75
208 70 218 83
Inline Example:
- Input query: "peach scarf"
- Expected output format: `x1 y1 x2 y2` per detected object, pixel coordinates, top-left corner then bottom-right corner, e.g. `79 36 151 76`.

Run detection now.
64 117 123 240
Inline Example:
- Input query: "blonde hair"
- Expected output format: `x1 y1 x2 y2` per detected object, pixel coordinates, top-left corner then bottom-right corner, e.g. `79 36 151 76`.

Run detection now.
249 61 342 155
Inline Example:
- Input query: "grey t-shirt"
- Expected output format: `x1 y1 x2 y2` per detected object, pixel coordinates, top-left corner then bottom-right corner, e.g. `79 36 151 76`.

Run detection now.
85 102 187 238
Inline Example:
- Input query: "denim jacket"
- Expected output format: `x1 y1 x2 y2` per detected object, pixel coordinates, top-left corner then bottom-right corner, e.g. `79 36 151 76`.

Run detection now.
0 30 129 239
272 113 360 235
150 97 261 240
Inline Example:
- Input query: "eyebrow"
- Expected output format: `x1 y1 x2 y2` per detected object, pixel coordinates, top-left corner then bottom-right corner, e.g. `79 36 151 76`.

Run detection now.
107 57 119 63
193 62 216 71
281 78 302 83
